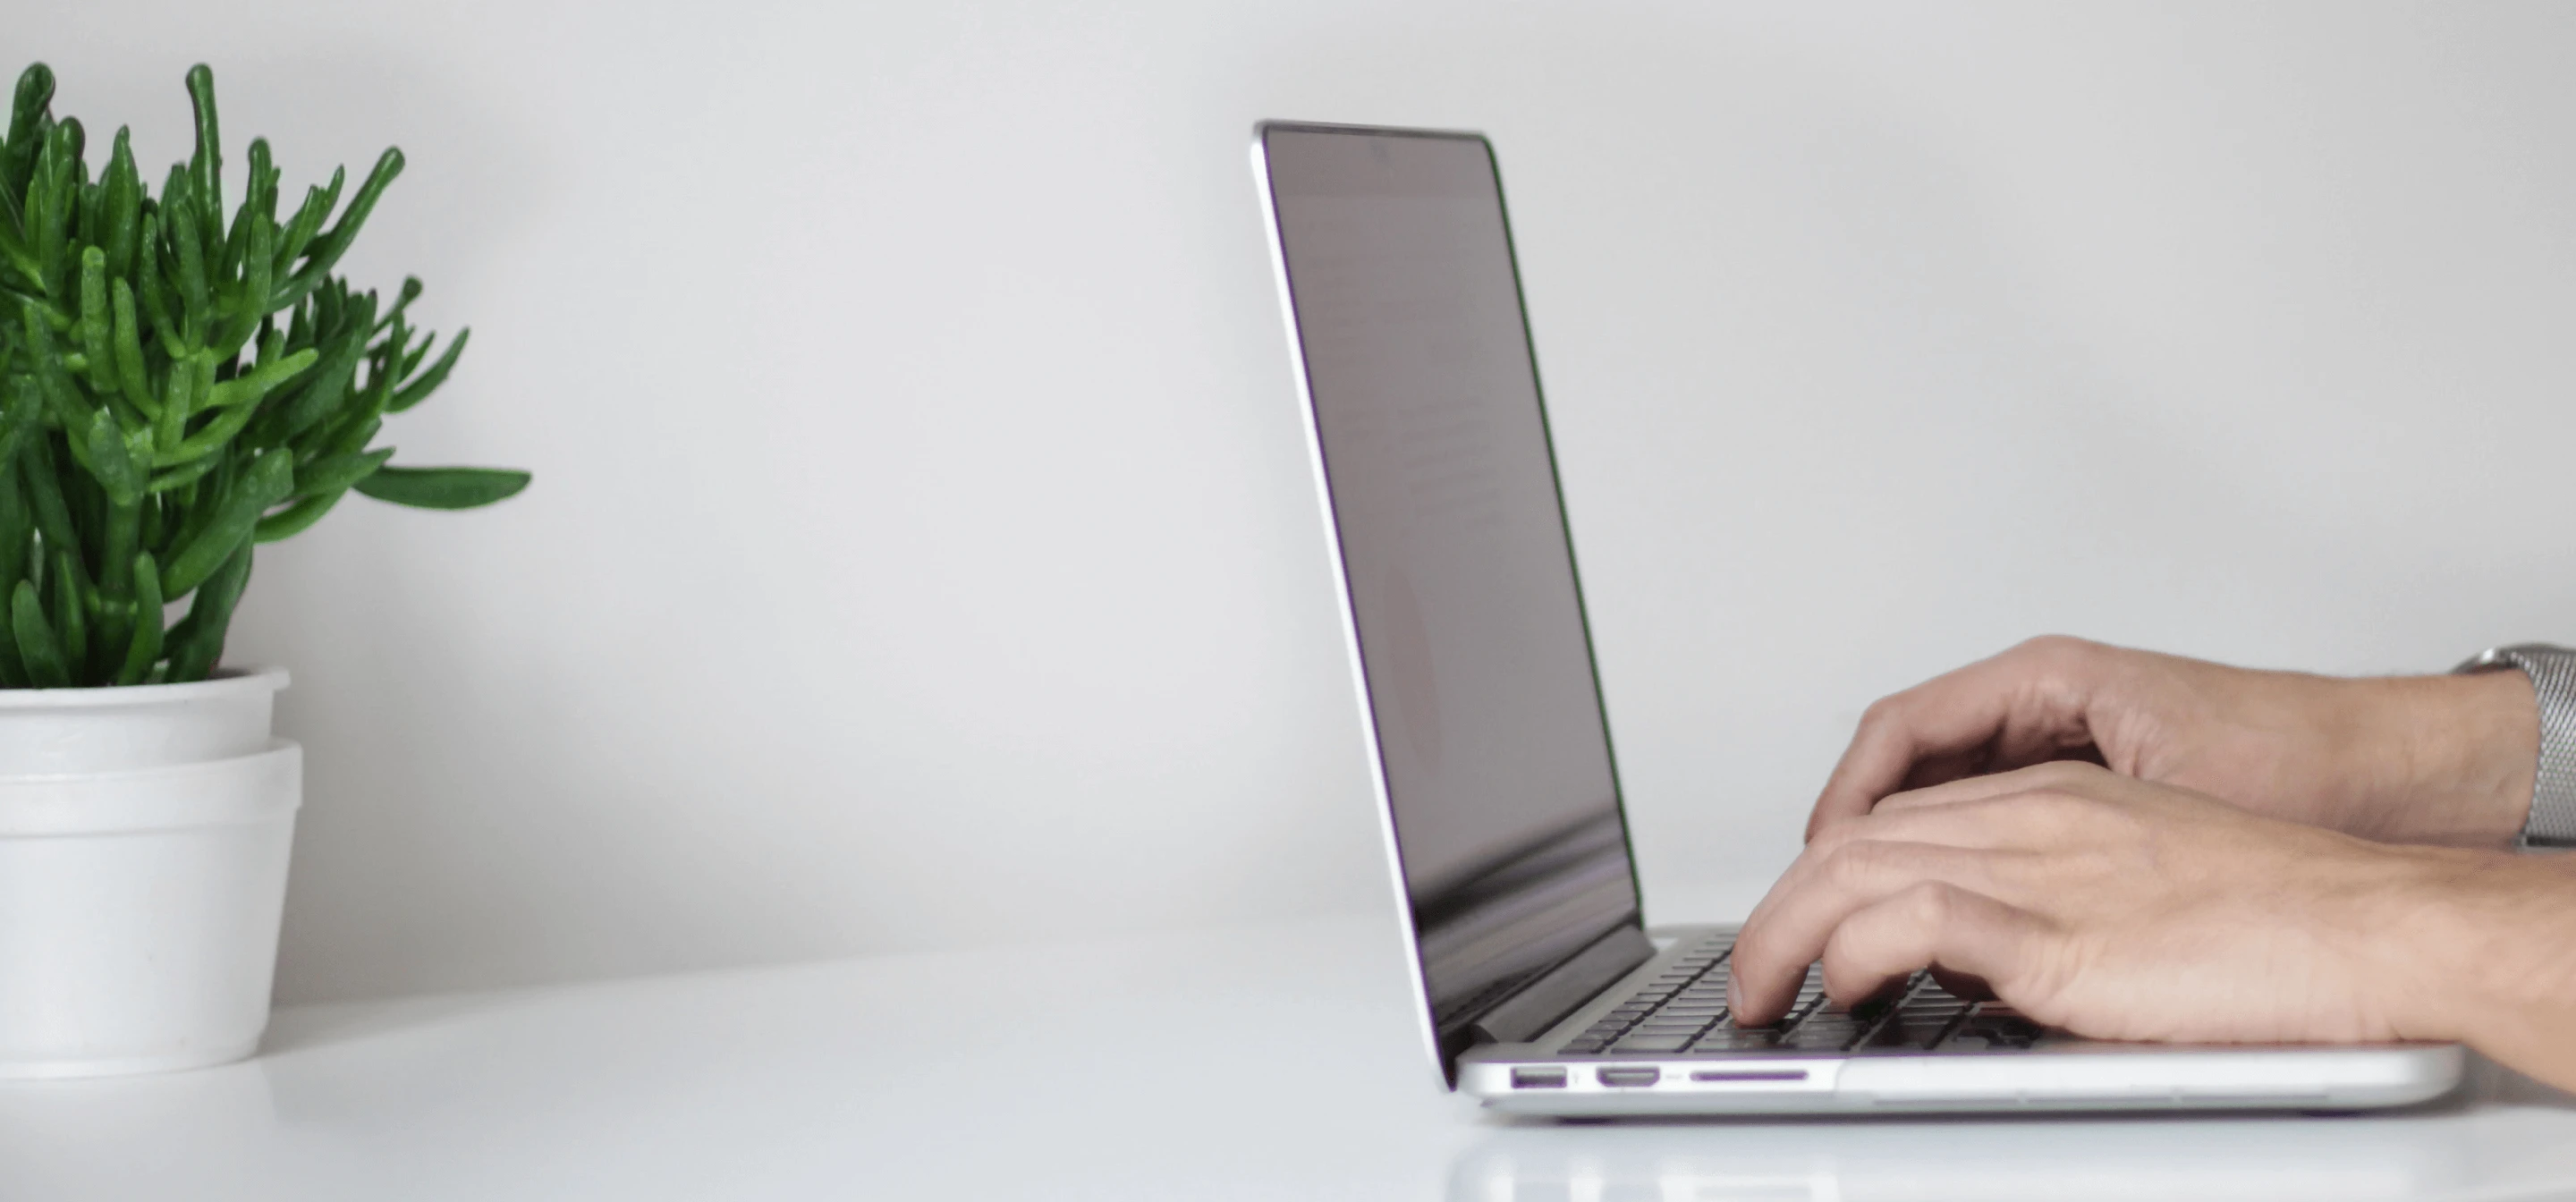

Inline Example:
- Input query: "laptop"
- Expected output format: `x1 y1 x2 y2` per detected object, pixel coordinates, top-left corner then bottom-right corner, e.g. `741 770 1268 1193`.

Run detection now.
1249 120 2463 1116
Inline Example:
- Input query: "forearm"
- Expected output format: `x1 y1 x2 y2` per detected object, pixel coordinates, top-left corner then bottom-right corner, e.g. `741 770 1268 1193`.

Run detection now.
2381 851 2576 1088
2354 671 2536 847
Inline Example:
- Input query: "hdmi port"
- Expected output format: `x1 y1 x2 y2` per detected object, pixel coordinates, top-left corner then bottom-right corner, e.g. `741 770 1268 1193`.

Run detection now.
1597 1067 1660 1088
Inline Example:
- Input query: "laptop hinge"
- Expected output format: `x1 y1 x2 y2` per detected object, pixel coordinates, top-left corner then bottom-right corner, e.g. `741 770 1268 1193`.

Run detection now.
1467 922 1654 1045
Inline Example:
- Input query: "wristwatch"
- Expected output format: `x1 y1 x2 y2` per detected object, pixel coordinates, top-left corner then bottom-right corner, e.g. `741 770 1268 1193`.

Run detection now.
2455 643 2576 847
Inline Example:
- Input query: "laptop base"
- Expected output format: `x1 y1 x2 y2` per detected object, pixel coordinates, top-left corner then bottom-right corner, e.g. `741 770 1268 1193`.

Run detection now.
1459 925 2464 1118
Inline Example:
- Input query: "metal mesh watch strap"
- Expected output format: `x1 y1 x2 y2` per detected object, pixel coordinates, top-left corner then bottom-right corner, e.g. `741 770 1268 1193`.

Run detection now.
2455 643 2576 847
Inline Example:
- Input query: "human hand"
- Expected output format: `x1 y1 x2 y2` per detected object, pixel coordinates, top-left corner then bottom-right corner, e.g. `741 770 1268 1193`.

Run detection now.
1808 636 2537 849
1734 761 2576 1086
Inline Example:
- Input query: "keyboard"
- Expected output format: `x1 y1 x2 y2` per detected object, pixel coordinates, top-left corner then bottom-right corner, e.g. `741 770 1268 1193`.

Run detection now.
1557 932 2043 1057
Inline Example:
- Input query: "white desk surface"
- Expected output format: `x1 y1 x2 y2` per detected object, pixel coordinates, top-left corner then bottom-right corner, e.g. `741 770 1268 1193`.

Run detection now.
3 911 2573 1201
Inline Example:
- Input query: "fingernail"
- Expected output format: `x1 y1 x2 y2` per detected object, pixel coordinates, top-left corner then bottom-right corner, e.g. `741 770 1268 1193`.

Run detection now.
1727 979 1741 1012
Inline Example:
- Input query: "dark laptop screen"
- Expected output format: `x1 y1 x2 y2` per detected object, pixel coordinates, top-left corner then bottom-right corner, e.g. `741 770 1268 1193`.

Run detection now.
1259 125 1642 1065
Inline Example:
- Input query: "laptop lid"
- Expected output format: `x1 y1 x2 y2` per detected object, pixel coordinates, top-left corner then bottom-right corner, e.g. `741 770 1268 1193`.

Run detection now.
1252 123 1652 1086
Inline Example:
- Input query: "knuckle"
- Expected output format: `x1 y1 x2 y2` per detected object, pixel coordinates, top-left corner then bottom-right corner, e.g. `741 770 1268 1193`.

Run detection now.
1804 817 1865 858
1898 879 1958 927
2012 633 2095 664
1854 694 1907 733
2009 634 2109 688
1996 785 2096 830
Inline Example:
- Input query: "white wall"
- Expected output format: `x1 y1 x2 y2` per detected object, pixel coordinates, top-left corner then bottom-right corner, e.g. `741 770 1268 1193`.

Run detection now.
20 2 2576 1003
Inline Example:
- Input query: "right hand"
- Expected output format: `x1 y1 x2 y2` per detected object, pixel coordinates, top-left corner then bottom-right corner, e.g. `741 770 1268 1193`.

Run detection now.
1805 636 2538 849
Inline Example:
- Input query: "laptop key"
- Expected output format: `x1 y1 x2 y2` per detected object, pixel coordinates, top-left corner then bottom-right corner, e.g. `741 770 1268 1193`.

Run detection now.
1690 1028 1782 1052
1611 1036 1694 1054
1945 1008 2043 1050
1634 1024 1712 1038
1863 1013 1960 1050
1778 1019 1865 1051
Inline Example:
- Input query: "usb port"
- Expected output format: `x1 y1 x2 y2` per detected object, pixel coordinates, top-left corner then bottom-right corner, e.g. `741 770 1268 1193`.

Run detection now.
1597 1066 1660 1088
1510 1066 1568 1089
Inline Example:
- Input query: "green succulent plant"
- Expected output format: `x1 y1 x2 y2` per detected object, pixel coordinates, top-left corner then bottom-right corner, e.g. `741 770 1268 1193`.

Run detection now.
0 62 526 688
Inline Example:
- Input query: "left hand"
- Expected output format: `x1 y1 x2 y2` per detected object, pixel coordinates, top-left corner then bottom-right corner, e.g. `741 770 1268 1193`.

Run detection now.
1726 760 2488 1045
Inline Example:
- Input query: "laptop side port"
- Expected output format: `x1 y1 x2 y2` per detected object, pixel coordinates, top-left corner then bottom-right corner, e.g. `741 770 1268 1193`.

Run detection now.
1688 1069 1808 1083
1596 1066 1660 1088
1510 1066 1568 1089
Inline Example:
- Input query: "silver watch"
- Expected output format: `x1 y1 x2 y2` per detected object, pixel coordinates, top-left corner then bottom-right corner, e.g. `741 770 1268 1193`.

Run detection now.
2454 643 2576 847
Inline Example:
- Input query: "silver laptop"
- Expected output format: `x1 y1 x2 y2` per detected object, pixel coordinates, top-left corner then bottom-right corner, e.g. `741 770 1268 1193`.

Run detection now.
1250 120 2462 1117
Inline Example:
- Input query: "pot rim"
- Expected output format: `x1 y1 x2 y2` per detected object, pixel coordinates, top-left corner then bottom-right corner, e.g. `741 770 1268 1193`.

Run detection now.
0 666 288 708
0 739 300 834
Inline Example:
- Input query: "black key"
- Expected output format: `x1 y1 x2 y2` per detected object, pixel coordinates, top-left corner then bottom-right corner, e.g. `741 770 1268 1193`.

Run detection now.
1860 1019 1944 1050
1612 1036 1693 1054
1949 1021 2040 1050
1937 1003 2042 1051
1778 1020 1864 1051
1962 1003 2038 1026
1784 1022 1862 1040
1690 1028 1781 1052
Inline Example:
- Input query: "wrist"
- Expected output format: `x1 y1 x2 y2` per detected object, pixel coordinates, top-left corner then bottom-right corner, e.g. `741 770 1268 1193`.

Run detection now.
2362 672 2535 847
2372 850 2576 1088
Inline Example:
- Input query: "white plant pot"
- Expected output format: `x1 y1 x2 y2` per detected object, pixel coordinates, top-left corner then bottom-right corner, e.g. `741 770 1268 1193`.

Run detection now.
0 671 300 1079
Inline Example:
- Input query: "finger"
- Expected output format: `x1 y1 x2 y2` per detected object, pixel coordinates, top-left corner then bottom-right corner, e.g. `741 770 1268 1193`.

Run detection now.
1806 639 2104 841
1804 766 2114 855
1818 881 2052 1011
1870 759 2117 817
1727 839 2017 1024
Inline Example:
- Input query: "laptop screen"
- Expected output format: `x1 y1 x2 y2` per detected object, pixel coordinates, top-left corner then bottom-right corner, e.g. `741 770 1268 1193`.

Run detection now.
1258 124 1644 1071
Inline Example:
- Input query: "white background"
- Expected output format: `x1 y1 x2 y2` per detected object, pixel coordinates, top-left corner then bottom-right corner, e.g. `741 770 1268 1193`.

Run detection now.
16 2 2576 1003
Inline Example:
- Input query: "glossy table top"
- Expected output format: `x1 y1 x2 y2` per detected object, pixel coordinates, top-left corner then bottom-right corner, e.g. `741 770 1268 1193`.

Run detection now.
2 911 2572 1200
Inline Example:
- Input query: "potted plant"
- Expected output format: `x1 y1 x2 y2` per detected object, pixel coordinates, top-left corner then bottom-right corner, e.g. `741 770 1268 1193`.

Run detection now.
0 63 527 1077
